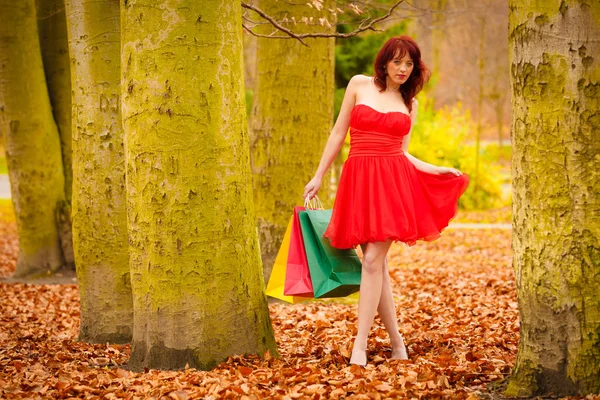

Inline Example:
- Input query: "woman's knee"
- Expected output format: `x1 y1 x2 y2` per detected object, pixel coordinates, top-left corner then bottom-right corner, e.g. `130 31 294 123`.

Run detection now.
362 252 385 275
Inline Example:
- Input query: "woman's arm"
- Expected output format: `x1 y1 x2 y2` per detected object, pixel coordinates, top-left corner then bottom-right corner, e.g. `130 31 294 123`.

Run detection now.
402 99 462 176
304 75 364 199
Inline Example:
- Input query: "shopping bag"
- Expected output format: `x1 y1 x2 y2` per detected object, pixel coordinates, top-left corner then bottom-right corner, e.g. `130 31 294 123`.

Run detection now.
283 206 314 297
265 216 306 304
298 208 362 298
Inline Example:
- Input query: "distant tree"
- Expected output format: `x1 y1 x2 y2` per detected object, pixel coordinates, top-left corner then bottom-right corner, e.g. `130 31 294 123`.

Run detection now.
0 0 67 277
249 0 335 281
36 0 73 204
507 0 600 396
473 16 485 199
36 0 75 269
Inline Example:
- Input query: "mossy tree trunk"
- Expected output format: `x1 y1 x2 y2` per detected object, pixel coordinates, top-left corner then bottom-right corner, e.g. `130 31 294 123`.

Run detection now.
36 0 75 268
65 0 132 344
250 0 335 282
121 0 277 370
0 0 67 278
507 0 600 396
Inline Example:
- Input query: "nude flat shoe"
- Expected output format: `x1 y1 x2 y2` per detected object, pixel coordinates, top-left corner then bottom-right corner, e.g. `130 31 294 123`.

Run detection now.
349 348 368 367
390 336 409 360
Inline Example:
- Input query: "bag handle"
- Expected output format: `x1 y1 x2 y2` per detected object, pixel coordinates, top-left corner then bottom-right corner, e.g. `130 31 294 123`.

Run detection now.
304 195 324 210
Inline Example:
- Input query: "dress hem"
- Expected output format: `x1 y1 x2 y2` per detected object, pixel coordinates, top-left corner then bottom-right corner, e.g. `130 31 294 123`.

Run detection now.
323 173 470 249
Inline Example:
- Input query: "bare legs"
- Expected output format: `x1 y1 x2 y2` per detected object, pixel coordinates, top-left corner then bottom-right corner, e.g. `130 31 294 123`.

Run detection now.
349 240 390 365
378 257 408 359
349 241 407 366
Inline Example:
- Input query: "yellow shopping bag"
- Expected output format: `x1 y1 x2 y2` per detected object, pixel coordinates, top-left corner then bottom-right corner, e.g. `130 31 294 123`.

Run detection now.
265 216 306 304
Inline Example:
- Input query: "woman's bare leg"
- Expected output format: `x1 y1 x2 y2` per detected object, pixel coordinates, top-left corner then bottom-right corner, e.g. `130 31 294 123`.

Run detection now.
350 240 393 366
377 258 408 359
358 244 408 360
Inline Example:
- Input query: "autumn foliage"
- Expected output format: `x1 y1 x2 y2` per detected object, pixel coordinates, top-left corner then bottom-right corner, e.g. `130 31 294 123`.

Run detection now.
0 206 529 400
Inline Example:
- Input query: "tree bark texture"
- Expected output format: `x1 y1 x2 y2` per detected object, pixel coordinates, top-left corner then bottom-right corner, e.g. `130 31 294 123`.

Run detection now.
121 0 278 370
36 0 73 202
65 0 132 344
249 0 335 282
36 0 75 269
0 0 67 277
507 0 600 396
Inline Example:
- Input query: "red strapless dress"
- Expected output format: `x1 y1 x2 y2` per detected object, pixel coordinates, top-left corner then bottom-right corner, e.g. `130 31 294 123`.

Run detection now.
323 103 469 249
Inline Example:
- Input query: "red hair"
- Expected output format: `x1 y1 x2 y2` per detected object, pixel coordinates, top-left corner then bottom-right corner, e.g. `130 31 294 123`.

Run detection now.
373 36 430 113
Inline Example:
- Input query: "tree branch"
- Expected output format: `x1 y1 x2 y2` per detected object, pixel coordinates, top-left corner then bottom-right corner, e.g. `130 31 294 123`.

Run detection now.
241 0 405 43
241 1 309 45
242 24 306 47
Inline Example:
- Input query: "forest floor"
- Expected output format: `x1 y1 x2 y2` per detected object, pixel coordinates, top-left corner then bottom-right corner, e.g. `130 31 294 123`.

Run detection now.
0 202 596 400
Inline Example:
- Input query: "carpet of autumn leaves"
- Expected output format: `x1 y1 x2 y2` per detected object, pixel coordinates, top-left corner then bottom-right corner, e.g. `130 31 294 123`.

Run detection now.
6 200 591 399
0 200 17 277
452 207 511 224
1 197 524 399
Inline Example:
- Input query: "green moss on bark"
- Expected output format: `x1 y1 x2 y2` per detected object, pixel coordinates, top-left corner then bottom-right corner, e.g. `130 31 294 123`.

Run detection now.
122 0 278 371
507 0 600 396
65 0 133 344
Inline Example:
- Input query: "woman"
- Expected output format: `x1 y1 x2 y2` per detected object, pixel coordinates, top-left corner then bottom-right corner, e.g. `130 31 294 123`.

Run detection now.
303 36 469 367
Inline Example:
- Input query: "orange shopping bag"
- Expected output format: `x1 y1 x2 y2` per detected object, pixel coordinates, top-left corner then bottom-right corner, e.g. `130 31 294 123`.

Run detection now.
265 216 306 304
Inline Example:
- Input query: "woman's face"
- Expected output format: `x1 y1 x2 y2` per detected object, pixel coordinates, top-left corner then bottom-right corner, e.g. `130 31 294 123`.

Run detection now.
385 52 414 86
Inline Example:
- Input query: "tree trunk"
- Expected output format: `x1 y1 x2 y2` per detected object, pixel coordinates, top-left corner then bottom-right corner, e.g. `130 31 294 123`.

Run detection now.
496 96 503 147
473 16 485 200
65 0 132 344
121 0 278 370
507 0 600 396
250 0 335 282
0 0 66 277
36 0 75 269
431 0 447 84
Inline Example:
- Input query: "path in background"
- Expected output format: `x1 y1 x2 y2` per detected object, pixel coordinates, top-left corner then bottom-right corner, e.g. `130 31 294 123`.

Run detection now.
449 223 511 229
0 175 10 199
0 196 512 280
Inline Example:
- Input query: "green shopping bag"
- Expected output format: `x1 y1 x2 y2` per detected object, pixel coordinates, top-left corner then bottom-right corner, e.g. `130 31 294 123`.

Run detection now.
298 209 362 298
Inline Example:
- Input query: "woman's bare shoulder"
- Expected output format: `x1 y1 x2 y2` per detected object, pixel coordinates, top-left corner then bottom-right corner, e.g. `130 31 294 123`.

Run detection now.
348 74 373 87
410 97 419 118
411 97 419 111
